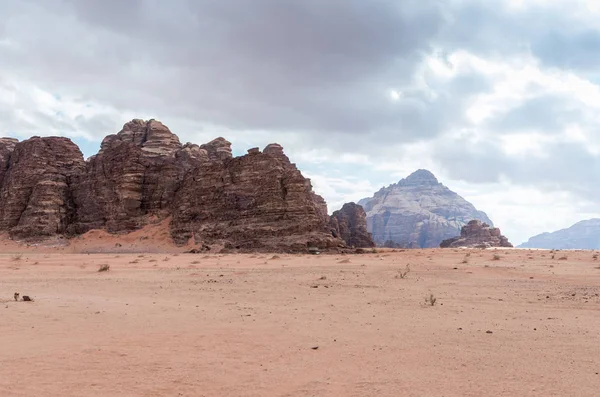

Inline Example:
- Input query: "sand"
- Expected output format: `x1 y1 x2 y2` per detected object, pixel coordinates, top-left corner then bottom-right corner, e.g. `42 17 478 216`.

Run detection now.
1 248 599 396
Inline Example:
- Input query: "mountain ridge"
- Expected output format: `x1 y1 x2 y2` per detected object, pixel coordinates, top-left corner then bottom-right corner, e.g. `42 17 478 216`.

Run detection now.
518 218 600 249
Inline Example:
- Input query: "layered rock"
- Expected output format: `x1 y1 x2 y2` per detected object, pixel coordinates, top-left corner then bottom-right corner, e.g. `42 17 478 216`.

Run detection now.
0 119 343 251
518 219 600 249
440 220 512 248
0 137 18 188
358 170 493 248
171 144 338 251
0 137 85 239
329 202 375 248
68 119 196 234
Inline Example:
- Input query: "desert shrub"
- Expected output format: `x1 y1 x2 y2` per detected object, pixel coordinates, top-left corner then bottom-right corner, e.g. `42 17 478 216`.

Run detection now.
396 264 411 279
492 254 501 260
98 264 110 272
426 294 437 306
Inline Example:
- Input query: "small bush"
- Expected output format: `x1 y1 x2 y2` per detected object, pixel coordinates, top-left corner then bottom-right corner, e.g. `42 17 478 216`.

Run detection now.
558 256 568 260
98 264 110 272
396 264 411 279
426 294 437 306
492 254 501 260
12 253 23 261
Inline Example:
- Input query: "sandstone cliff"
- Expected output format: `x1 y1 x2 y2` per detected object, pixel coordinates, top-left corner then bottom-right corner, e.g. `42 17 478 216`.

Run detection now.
329 202 375 248
0 119 345 252
440 220 512 248
0 137 85 239
518 219 600 249
358 170 492 248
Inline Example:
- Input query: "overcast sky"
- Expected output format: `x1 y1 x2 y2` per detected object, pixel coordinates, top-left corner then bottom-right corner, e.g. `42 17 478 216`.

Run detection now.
2 0 600 245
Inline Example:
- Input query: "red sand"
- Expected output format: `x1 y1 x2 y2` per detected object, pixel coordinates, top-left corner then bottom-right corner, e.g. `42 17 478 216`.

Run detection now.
1 247 599 396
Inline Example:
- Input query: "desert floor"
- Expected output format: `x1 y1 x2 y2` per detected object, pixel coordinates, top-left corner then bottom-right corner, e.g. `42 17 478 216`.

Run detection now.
1 248 600 396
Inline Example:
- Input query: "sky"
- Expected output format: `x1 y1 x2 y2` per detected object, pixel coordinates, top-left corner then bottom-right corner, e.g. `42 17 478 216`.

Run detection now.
2 0 600 245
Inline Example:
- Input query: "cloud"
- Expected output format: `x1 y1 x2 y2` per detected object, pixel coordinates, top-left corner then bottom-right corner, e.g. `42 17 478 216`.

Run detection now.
1 0 600 243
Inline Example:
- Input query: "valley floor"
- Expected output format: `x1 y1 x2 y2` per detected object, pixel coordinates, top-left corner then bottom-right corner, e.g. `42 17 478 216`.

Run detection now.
1 248 599 396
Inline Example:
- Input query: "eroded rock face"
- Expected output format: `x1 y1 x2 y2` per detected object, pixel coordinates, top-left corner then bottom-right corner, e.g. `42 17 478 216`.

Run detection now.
0 120 341 251
69 120 193 234
0 138 18 188
440 220 512 248
171 143 338 251
359 169 493 248
0 137 85 239
329 202 375 248
200 137 233 161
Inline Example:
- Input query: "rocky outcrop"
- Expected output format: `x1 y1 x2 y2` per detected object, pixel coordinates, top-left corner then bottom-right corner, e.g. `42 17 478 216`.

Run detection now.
0 137 85 239
0 138 18 188
440 220 512 248
518 219 600 249
68 119 196 234
170 143 338 251
358 170 493 248
329 202 375 248
0 119 343 252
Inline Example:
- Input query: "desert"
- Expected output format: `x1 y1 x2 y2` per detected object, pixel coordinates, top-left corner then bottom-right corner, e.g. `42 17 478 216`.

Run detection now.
2 243 599 396
4 1 600 396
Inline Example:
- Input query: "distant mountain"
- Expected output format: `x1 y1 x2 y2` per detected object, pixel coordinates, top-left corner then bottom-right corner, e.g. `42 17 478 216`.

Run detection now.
518 219 600 249
358 169 493 248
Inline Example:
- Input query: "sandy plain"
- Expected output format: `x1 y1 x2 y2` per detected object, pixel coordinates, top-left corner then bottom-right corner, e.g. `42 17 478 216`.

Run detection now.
1 245 599 396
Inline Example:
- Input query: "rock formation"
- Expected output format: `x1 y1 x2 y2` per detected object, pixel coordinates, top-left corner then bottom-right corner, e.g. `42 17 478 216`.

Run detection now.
329 202 375 248
0 137 85 239
518 219 600 249
0 119 347 252
358 170 493 248
170 142 337 251
0 137 18 188
68 119 195 234
440 220 512 248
